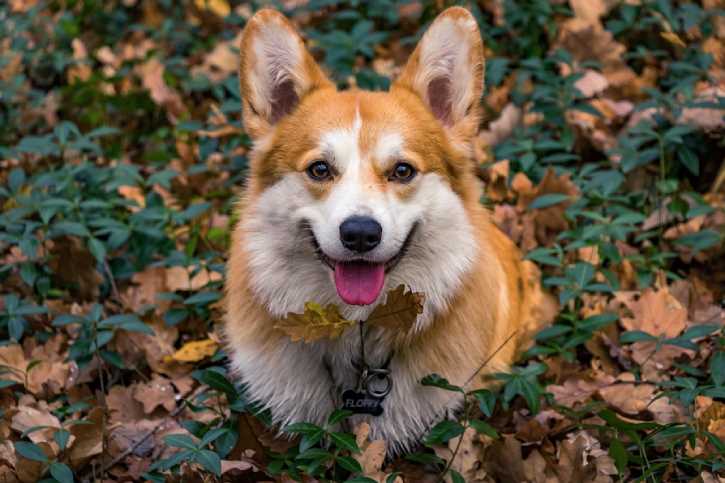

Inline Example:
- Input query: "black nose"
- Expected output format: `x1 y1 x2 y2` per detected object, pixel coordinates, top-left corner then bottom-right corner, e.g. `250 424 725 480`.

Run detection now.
339 216 382 253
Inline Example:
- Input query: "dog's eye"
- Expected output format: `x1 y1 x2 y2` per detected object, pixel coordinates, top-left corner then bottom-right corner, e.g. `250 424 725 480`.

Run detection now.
389 162 417 183
306 161 332 181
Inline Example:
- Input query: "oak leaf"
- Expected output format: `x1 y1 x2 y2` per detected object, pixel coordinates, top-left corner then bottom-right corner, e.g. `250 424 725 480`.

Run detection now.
616 287 687 338
366 285 425 331
194 0 230 17
165 338 219 363
276 302 355 343
132 375 177 414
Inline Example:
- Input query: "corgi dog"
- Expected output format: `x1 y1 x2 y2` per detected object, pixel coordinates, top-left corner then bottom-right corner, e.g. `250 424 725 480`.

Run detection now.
225 6 553 452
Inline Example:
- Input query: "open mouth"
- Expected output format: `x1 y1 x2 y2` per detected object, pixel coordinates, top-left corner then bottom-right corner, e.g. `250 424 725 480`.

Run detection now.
306 222 418 306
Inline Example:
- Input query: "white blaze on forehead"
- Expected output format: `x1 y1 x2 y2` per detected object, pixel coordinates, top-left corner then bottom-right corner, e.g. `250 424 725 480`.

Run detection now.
320 109 363 173
374 132 404 163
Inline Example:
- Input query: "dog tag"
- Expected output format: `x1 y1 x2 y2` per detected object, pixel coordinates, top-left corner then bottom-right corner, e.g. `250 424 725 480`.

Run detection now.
342 389 384 416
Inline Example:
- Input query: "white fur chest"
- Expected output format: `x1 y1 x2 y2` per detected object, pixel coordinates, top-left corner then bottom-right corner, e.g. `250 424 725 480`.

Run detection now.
228 323 463 453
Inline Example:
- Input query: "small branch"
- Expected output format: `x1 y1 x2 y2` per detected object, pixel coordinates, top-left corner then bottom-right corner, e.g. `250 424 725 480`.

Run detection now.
103 258 121 301
436 330 519 482
101 385 204 473
463 330 518 389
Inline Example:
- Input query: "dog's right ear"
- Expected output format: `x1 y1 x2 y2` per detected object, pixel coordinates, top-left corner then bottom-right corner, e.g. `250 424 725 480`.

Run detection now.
239 9 332 140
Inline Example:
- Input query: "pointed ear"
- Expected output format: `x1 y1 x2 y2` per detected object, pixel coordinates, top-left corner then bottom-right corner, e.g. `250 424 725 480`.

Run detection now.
393 7 484 136
239 9 332 139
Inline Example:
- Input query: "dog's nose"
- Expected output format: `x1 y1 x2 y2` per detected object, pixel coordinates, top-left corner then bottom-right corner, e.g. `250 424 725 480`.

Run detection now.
339 216 382 253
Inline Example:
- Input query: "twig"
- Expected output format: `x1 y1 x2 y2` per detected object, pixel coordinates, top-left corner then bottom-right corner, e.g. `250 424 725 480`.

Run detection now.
91 315 109 481
103 258 121 301
101 385 205 473
463 330 518 389
437 330 519 482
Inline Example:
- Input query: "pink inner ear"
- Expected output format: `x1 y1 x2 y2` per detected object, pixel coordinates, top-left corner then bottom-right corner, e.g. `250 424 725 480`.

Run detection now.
427 77 453 126
270 79 299 123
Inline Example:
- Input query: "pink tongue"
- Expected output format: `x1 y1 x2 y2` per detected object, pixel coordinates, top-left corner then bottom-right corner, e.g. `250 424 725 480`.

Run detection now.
334 261 385 306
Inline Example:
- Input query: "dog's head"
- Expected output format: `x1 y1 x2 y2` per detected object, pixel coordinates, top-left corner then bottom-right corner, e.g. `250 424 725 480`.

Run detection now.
237 7 485 325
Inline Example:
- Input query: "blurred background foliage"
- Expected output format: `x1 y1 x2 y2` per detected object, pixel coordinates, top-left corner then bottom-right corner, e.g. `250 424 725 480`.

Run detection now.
0 0 724 481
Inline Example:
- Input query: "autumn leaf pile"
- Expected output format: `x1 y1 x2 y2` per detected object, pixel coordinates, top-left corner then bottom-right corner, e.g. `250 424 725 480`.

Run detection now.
0 0 724 482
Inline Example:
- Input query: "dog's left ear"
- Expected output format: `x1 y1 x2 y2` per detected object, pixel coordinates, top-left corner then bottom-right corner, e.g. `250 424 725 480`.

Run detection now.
239 9 333 140
393 7 484 138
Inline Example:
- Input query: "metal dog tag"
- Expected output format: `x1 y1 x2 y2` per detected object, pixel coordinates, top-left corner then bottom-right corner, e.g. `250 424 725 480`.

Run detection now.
342 389 384 416
342 367 392 416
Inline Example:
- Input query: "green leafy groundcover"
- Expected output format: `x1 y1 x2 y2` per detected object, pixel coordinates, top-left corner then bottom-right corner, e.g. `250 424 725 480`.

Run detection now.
1 0 724 482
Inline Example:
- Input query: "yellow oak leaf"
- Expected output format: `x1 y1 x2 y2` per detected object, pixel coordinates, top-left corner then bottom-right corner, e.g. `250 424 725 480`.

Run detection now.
276 302 355 343
661 31 686 48
366 284 425 331
194 0 230 17
164 338 219 363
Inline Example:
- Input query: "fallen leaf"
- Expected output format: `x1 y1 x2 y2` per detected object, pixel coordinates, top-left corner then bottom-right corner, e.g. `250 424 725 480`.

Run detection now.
569 0 615 22
221 459 256 475
165 338 219 363
616 287 687 338
574 70 609 98
11 406 61 444
136 57 187 123
133 375 177 414
68 407 104 467
14 442 53 483
191 32 242 83
165 266 222 292
479 103 522 147
275 302 355 343
366 285 424 331
353 423 387 481
661 31 686 48
0 344 26 385
194 0 230 17
118 185 146 210
548 373 616 408
47 236 102 300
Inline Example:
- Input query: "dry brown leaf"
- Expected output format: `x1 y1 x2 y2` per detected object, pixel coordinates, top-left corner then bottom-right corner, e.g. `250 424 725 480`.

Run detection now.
14 441 53 483
192 32 241 83
165 338 219 363
353 423 387 481
133 375 177 414
513 168 580 248
616 287 687 337
136 57 187 123
548 373 616 408
275 302 355 343
125 267 170 313
68 407 104 467
108 384 146 424
574 70 609 97
108 418 160 459
0 344 26 385
597 372 686 423
47 236 102 300
25 335 70 397
557 432 616 483
479 103 522 147
555 18 639 93
221 459 256 475
11 406 61 444
435 427 491 482
483 160 510 202
366 285 424 331
118 185 146 210
165 266 222 292
68 38 91 83
569 0 616 22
